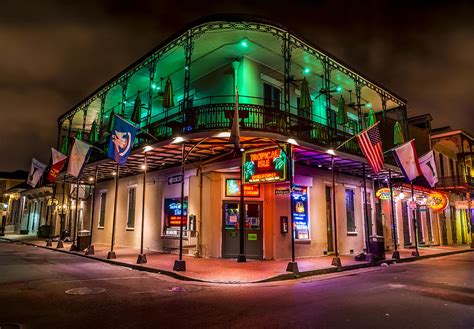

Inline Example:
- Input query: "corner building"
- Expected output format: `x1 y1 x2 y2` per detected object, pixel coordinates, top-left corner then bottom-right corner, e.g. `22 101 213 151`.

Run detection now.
55 15 409 260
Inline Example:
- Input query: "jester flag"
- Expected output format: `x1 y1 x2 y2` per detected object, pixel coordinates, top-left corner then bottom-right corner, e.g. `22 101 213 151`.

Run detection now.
47 148 67 182
419 150 438 187
27 158 47 188
107 114 138 165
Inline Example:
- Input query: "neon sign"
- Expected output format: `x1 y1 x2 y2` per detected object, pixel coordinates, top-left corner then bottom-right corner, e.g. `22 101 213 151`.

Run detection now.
164 197 188 226
292 185 309 240
376 188 392 200
243 145 289 184
225 179 260 197
426 192 448 212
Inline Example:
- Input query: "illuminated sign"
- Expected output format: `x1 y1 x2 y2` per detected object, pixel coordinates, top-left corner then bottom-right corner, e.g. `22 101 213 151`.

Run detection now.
292 185 309 240
375 188 392 200
426 192 448 211
454 200 473 209
164 197 188 226
242 145 289 184
225 179 260 197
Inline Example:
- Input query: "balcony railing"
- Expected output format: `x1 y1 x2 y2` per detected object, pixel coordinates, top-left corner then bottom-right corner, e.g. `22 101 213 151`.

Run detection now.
436 175 473 189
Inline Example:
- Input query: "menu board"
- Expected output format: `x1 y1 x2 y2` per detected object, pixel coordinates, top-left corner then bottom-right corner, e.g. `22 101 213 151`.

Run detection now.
164 197 188 226
225 179 260 197
292 185 309 240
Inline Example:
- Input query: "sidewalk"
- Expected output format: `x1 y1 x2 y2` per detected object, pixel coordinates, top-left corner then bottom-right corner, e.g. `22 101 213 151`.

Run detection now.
1 234 472 283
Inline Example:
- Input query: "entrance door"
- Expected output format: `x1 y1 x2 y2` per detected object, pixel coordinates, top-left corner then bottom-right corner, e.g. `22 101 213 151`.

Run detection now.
440 212 448 245
222 201 263 260
401 201 411 245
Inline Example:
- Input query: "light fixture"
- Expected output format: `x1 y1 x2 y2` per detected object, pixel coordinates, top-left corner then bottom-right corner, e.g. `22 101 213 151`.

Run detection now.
240 148 245 152
141 164 147 170
328 167 332 170
215 132 230 138
172 136 185 144
398 192 405 200
318 164 322 168
287 138 298 145
88 177 94 182
336 86 342 92
326 149 336 156
143 145 153 152
240 38 249 48
303 67 310 74
366 103 372 108
112 171 117 176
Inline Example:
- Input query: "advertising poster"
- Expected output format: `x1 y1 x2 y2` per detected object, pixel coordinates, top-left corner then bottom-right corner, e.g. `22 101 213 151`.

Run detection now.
292 185 309 240
164 197 188 226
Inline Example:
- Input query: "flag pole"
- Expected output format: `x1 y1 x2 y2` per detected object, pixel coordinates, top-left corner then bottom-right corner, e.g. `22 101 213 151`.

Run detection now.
85 166 98 255
411 181 420 256
173 143 186 271
286 143 299 274
70 177 80 251
388 169 400 259
137 153 148 264
107 164 119 259
237 147 247 263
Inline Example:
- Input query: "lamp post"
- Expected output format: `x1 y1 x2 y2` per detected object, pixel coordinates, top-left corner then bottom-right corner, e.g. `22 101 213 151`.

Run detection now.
173 142 187 271
285 143 299 274
388 169 400 259
411 181 420 257
237 147 247 263
328 149 342 269
85 166 99 255
107 164 120 259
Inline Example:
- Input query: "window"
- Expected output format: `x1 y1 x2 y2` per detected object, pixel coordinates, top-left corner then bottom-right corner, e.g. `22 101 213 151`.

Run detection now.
98 192 107 228
345 189 356 233
263 83 281 110
126 188 136 229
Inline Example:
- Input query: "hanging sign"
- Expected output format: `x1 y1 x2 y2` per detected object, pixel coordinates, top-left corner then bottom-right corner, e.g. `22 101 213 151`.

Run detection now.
375 188 392 200
275 187 290 195
168 174 183 185
426 192 448 211
292 185 310 240
225 179 260 197
242 145 289 184
409 201 417 210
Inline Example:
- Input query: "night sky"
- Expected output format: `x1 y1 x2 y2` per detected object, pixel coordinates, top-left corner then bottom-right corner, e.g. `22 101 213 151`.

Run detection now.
1 0 473 171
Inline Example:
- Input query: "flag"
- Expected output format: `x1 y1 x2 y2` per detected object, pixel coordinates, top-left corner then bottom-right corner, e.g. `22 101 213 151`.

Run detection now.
357 122 384 174
107 114 138 165
229 88 240 150
67 138 92 177
47 148 67 182
27 158 47 188
392 140 422 182
419 150 438 187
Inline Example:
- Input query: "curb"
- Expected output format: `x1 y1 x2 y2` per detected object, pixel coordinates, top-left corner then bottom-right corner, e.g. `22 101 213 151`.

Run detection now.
1 237 473 284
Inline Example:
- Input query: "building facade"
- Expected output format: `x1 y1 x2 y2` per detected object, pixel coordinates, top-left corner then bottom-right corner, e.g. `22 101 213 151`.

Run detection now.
42 15 468 261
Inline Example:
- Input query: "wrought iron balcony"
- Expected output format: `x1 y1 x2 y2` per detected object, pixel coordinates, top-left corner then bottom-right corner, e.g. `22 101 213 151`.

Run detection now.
436 175 473 189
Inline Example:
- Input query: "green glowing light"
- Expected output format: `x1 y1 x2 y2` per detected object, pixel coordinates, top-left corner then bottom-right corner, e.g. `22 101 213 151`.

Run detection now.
303 68 310 74
240 38 248 48
336 86 342 92
366 103 372 108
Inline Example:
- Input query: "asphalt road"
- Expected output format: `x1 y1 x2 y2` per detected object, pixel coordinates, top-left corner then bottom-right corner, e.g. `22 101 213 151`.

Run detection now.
0 241 472 329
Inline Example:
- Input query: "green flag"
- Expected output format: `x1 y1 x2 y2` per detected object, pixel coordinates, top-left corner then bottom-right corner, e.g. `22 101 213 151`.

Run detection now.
60 136 69 155
366 109 376 128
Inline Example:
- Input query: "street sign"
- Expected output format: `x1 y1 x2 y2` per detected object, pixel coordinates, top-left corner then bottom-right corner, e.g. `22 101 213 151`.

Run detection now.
168 174 183 185
409 201 417 210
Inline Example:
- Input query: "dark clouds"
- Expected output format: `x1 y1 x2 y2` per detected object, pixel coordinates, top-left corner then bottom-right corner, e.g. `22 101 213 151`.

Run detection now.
1 0 473 171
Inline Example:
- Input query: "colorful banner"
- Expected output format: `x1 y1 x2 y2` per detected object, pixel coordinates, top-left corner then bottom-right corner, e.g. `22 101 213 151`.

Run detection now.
392 140 422 182
27 158 47 188
419 150 438 187
107 114 138 165
67 138 92 178
47 148 67 182
242 145 288 184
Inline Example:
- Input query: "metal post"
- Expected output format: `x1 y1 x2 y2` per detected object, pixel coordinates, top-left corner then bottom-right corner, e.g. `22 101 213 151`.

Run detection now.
70 178 80 251
411 181 420 256
46 184 57 246
286 143 299 274
362 165 372 260
56 177 66 248
85 166 99 255
25 201 31 234
388 169 400 259
173 143 187 271
355 80 363 132
331 155 342 269
137 153 148 264
107 164 119 259
237 148 247 263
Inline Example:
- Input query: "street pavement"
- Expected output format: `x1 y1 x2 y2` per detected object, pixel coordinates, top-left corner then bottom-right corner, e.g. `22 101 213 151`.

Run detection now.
0 240 472 329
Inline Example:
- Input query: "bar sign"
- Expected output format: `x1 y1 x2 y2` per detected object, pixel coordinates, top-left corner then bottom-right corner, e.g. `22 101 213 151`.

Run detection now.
168 174 183 185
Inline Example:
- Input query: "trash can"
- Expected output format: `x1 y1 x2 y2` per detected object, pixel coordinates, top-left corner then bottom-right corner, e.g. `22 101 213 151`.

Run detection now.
37 225 51 238
369 237 386 261
77 230 91 251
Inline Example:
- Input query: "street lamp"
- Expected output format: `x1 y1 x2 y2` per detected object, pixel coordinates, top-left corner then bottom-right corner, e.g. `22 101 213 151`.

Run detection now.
327 148 342 269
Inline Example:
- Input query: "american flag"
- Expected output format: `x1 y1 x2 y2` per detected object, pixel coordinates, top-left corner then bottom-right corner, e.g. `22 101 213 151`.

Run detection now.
357 122 384 174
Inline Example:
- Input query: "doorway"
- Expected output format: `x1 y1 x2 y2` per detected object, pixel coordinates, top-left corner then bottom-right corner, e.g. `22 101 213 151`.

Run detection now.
222 201 263 260
325 186 333 253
